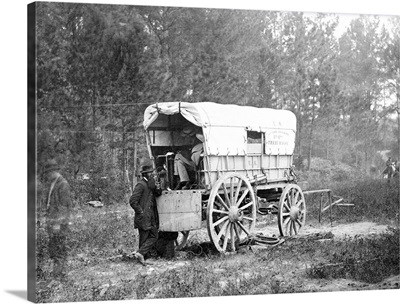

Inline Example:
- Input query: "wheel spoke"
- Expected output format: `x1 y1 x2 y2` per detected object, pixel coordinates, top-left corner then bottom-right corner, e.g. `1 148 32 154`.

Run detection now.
237 221 251 236
282 212 290 217
236 188 250 207
234 178 243 205
296 199 305 208
292 221 298 234
233 223 241 240
287 191 292 208
212 209 229 215
230 178 235 205
216 194 230 211
217 220 230 242
283 216 291 234
230 223 236 252
290 189 296 206
239 199 253 211
222 182 231 206
222 223 230 251
213 215 229 228
242 216 254 222
295 218 303 227
294 190 300 204
285 222 289 235
283 199 291 211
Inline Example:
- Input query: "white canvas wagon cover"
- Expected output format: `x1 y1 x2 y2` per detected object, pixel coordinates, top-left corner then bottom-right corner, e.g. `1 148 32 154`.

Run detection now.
143 102 296 155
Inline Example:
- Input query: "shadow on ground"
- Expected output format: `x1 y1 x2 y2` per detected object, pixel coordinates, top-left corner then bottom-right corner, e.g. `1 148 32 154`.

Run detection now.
5 290 27 300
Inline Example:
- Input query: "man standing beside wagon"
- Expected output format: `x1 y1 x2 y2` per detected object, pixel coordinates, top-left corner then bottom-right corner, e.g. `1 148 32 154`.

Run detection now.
129 164 162 265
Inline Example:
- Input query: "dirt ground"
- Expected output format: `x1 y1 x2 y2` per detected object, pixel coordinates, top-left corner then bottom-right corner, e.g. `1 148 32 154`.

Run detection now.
152 219 399 291
38 218 399 301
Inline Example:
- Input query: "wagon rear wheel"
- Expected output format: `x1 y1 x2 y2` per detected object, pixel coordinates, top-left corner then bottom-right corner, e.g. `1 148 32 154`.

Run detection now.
278 184 306 236
207 173 256 252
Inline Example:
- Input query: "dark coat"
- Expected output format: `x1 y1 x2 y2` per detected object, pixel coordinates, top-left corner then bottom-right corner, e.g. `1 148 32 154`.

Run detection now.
46 175 72 227
129 178 161 230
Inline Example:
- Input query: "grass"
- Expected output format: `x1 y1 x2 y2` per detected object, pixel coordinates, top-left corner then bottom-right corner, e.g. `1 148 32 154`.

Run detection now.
306 227 400 283
304 177 399 225
36 204 137 282
35 177 400 302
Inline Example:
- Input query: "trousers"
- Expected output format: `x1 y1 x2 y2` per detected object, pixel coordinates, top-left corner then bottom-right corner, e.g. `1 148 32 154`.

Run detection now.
138 226 158 258
155 232 178 259
47 225 69 279
174 159 191 182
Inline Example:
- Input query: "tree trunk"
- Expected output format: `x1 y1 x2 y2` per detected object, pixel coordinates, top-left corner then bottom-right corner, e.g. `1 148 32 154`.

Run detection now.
307 127 314 171
132 138 138 192
90 87 97 168
121 131 129 184
124 148 131 193
326 137 329 160
307 99 316 171
296 88 303 169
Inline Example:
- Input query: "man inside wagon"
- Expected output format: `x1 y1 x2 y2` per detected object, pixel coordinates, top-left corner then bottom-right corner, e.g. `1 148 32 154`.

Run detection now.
174 127 204 190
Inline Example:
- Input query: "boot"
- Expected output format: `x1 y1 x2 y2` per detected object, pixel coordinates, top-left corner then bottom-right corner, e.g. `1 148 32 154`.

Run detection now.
174 181 189 190
182 182 191 190
134 252 146 266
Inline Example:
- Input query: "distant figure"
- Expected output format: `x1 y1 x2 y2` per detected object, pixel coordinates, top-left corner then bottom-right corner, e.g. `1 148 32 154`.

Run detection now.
129 164 162 265
174 127 204 190
383 157 396 180
42 159 72 281
393 160 400 178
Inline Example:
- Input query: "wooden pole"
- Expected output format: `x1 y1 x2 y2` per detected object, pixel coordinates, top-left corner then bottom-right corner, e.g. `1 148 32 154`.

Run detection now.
328 190 332 226
319 193 323 223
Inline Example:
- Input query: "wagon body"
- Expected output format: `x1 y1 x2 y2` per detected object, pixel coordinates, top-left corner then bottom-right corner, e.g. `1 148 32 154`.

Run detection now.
144 102 296 189
143 102 305 252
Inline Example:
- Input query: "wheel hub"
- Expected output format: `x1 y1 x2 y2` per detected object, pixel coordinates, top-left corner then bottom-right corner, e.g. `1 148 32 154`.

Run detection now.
289 206 300 221
229 206 243 222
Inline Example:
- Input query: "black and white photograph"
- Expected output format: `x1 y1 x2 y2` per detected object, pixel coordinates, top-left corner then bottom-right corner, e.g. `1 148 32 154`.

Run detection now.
2 1 400 304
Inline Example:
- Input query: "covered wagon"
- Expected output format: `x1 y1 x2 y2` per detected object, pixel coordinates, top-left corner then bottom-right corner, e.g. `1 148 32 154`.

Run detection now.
143 102 305 252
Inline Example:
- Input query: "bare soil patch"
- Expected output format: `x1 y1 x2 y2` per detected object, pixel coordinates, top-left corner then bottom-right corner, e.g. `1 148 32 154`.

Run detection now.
37 214 399 302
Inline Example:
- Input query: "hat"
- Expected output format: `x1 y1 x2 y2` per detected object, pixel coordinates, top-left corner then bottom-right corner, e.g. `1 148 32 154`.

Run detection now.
43 159 60 174
195 134 204 142
180 126 196 137
140 164 153 174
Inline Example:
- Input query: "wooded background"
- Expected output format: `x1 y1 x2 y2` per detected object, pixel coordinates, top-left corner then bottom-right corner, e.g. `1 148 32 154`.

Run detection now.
35 2 399 203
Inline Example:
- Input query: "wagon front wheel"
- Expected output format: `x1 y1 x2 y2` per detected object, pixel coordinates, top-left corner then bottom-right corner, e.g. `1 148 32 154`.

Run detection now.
278 184 306 236
207 173 257 252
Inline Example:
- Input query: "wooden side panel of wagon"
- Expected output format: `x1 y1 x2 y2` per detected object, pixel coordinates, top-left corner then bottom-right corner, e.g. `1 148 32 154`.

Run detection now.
156 190 202 231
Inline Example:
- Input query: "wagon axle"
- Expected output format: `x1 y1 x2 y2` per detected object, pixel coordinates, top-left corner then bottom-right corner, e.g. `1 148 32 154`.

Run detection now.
228 206 244 222
289 206 300 221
